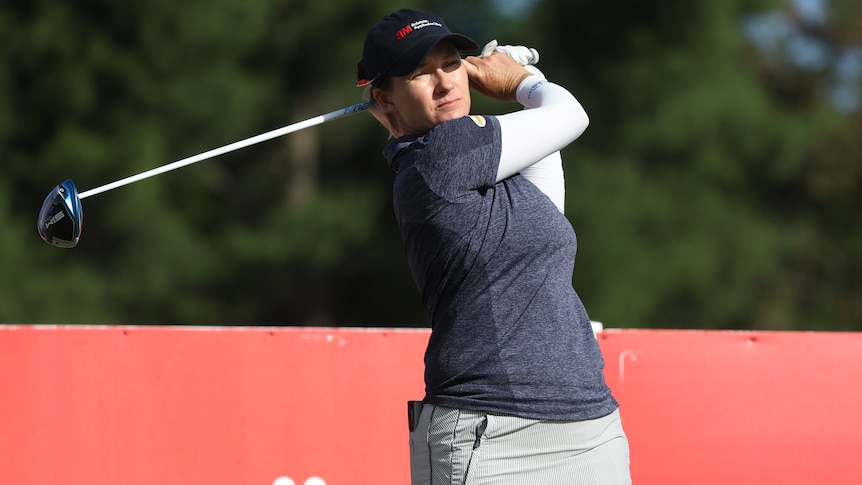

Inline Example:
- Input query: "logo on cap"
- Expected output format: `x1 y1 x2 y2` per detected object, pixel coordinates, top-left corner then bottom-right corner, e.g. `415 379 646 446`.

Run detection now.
395 19 443 40
395 25 413 40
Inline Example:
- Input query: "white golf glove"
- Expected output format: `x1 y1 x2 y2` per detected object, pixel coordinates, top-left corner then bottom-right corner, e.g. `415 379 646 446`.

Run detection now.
480 40 545 79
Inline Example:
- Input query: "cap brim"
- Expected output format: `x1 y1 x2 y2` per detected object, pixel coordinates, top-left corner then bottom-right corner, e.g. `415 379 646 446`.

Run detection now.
387 33 478 78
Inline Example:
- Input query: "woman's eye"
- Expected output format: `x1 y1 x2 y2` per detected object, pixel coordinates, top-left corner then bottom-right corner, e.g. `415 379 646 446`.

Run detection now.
443 59 461 71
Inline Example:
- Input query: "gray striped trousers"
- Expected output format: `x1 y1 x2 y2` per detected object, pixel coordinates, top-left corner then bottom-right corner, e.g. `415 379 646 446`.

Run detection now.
409 404 631 485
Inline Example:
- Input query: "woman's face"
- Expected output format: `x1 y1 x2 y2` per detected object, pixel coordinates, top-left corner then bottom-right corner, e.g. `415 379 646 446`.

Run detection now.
374 41 471 136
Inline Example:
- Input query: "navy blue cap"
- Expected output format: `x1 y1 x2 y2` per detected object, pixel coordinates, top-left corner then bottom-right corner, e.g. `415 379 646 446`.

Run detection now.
357 9 478 87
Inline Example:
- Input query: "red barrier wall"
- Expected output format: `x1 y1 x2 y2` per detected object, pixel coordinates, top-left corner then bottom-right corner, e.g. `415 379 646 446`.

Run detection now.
1 326 860 485
599 329 862 485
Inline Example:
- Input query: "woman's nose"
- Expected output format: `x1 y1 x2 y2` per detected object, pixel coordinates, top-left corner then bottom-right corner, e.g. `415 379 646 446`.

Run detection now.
435 69 455 92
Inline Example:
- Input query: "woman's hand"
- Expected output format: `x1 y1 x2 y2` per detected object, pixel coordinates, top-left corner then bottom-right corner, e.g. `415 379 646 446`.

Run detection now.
463 52 532 103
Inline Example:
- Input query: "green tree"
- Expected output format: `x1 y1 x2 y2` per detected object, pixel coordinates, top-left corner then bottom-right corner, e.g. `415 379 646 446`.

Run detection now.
1 0 444 326
740 0 862 329
3 0 859 330
533 0 859 330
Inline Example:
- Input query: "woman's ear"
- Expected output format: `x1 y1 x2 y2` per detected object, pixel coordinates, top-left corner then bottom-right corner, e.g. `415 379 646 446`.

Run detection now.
372 88 397 114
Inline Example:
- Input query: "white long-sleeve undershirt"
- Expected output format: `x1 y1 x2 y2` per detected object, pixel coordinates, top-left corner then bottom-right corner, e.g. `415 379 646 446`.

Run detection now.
495 76 589 213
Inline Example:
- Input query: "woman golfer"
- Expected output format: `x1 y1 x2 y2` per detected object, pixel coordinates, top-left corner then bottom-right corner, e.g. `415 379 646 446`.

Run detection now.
358 9 631 485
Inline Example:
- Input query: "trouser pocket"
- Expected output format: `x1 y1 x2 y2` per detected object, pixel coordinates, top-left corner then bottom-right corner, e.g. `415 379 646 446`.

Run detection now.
462 416 488 485
427 407 488 485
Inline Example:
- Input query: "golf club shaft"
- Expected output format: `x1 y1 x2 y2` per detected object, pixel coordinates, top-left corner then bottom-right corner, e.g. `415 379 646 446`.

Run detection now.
78 102 370 200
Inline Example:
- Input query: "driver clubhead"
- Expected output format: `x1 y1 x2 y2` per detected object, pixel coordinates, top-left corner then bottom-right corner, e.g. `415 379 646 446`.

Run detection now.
37 179 83 248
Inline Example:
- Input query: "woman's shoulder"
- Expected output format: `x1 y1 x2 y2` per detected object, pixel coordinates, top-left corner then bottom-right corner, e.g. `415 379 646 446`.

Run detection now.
422 115 500 155
384 115 501 173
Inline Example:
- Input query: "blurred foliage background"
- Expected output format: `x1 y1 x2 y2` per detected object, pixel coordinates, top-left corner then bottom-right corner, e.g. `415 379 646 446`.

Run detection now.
1 0 860 330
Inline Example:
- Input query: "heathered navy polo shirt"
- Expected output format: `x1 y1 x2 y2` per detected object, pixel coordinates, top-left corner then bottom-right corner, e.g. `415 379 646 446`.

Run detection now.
383 114 618 421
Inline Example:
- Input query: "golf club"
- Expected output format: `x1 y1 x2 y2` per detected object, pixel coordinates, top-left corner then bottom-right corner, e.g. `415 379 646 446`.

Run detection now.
37 101 370 248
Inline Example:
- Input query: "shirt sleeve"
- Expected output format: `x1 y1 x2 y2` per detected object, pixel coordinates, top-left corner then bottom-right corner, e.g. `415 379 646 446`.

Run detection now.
413 115 502 201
